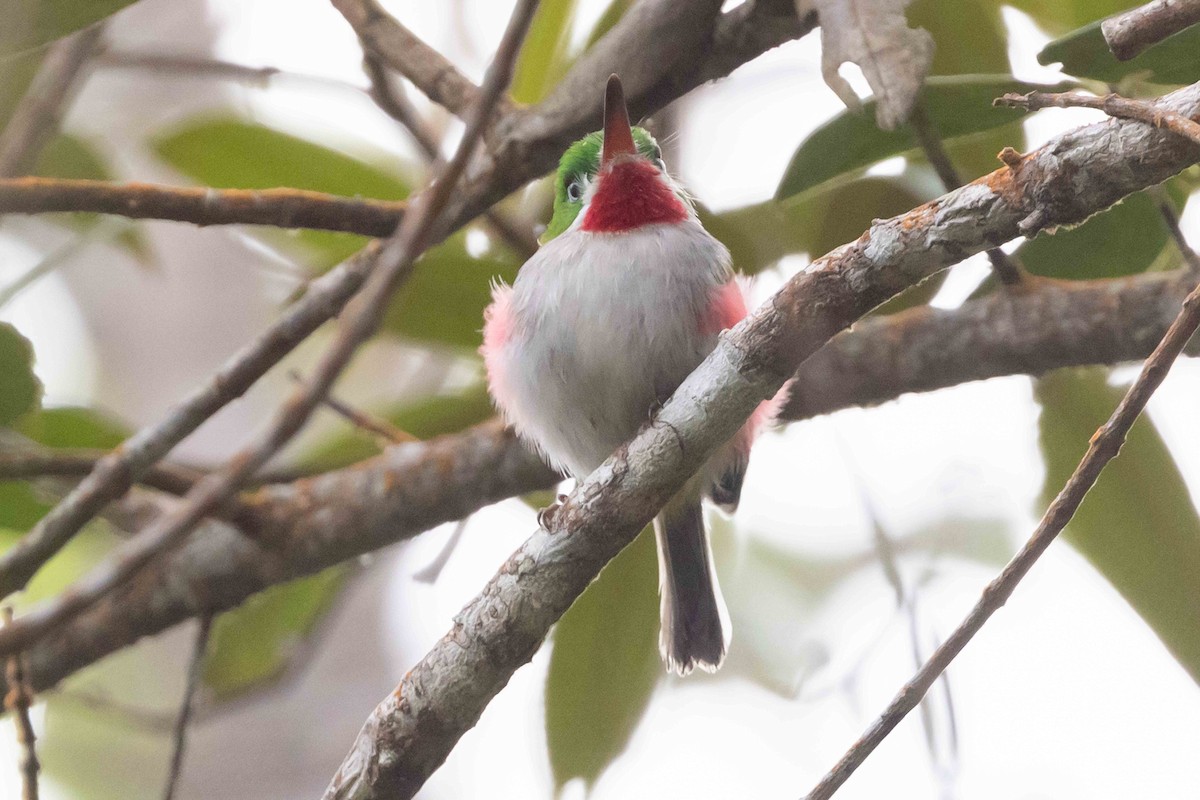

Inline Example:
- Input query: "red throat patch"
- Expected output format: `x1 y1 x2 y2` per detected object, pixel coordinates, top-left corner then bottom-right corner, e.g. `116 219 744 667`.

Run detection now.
580 159 688 233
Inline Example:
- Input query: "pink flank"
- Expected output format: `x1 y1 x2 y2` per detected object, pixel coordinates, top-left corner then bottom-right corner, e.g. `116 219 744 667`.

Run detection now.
702 280 786 456
481 284 515 413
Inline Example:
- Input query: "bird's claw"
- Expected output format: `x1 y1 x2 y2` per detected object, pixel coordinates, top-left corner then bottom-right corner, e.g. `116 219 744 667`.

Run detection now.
537 493 570 530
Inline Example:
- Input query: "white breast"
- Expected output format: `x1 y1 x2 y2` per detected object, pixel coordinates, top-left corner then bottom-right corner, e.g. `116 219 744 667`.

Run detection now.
499 218 732 478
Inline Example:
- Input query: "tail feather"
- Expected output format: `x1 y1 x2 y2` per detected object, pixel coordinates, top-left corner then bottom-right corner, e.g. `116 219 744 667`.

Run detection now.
654 500 730 675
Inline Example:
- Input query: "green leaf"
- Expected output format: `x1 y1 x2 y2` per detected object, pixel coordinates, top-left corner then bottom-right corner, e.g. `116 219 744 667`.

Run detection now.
776 76 1075 200
155 118 517 349
0 322 41 426
1 0 140 57
705 177 924 275
511 0 578 105
1016 181 1189 280
0 484 49 532
1038 19 1200 86
908 0 1009 76
299 383 496 472
1005 0 1132 36
1037 369 1200 684
202 567 348 698
16 405 129 449
546 526 660 788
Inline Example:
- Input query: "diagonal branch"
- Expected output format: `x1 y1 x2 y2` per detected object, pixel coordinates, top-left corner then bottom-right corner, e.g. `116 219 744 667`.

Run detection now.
1101 0 1200 61
0 0 814 601
803 228 1200 800
0 0 541 660
0 26 104 178
322 82 1200 800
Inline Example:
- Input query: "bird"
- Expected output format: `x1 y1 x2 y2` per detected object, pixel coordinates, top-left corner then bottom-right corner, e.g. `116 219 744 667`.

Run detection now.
481 74 777 676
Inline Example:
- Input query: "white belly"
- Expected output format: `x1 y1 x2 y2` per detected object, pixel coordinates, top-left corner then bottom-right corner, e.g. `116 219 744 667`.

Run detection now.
500 219 732 477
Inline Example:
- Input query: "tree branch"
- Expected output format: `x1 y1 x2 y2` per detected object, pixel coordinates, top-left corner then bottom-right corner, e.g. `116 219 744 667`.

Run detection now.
3 608 39 800
331 0 483 117
1101 0 1200 61
0 178 406 236
996 89 1200 147
0 26 104 178
321 82 1200 800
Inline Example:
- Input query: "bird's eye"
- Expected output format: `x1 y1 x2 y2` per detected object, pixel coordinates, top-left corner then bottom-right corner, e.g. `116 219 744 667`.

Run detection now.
650 145 665 170
566 179 584 202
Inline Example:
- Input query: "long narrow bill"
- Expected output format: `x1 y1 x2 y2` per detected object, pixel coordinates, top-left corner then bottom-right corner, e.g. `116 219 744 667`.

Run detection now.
601 74 637 166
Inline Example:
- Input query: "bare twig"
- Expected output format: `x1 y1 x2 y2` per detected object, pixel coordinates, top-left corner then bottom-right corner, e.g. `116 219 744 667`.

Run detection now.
0 26 104 178
804 260 1200 800
162 616 211 800
909 100 1025 285
3 608 38 800
288 370 414 445
0 178 407 236
1102 0 1200 61
333 0 484 117
0 450 203 497
1155 192 1200 272
321 82 1200 800
0 0 540 664
359 48 539 259
412 517 471 584
996 90 1200 147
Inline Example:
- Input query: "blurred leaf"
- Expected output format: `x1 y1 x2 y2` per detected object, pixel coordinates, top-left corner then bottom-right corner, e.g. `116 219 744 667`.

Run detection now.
776 76 1075 200
1016 181 1189 279
1037 369 1200 685
299 383 496 472
0 51 41 126
583 0 633 49
0 484 49 531
203 567 348 698
0 0 139 56
546 526 660 788
908 0 1009 76
155 118 516 349
16 405 129 449
0 322 41 425
511 0 578 104
1039 20 1200 85
705 177 924 274
1005 0 1132 36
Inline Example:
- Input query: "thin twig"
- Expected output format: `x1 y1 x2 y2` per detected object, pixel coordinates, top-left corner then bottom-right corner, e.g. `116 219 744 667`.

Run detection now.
412 517 470 584
0 0 540 663
3 608 38 800
0 219 126 310
0 178 407 236
996 90 1200 147
332 0 484 117
162 616 211 800
0 26 104 178
359 49 539 258
288 370 414 444
0 450 203 497
1154 191 1200 272
909 100 1025 285
1101 0 1200 61
803 275 1200 800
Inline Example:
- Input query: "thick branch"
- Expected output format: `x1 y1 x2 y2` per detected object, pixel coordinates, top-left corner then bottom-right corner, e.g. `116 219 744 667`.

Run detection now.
322 83 1200 800
1101 0 1200 61
0 178 406 236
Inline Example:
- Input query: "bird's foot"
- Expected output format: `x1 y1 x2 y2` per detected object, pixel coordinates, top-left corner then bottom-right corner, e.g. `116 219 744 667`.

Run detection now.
537 493 570 530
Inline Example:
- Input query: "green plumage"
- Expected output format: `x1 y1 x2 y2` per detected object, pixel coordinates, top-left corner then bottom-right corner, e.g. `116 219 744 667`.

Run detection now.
541 127 663 243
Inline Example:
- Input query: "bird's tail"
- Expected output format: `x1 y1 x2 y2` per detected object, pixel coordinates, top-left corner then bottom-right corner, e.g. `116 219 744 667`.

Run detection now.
654 498 730 675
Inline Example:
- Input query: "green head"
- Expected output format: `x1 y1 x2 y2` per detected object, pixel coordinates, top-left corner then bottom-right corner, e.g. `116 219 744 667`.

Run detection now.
540 127 665 243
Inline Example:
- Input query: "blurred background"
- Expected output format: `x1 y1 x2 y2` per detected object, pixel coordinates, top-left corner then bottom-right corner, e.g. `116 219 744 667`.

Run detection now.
2 0 1200 798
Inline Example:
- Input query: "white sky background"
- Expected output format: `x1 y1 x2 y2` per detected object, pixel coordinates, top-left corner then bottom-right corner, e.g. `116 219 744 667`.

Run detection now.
3 0 1200 798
